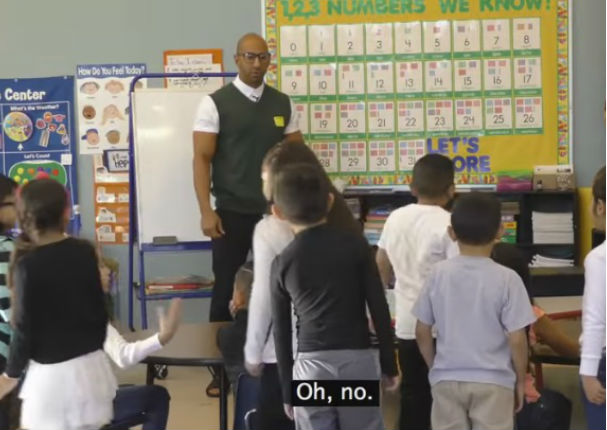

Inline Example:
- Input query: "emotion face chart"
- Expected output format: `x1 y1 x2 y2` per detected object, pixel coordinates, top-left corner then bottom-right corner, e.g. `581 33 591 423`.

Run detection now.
76 64 146 154
0 76 79 231
266 0 570 185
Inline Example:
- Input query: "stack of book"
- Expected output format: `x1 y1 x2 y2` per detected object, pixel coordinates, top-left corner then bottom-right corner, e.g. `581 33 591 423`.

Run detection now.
146 275 214 295
364 206 394 246
532 211 574 244
500 201 520 244
529 253 574 268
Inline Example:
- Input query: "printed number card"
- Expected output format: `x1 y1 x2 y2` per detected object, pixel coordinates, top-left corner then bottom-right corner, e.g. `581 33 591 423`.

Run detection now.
398 139 425 171
308 25 336 58
367 63 394 95
424 61 452 93
337 24 364 58
513 57 542 90
365 23 394 57
310 103 337 135
453 20 481 56
482 20 511 54
280 65 308 96
369 141 396 172
423 21 451 57
454 60 481 94
395 61 423 95
368 102 395 134
485 98 513 131
515 97 543 130
338 63 365 96
280 26 307 59
455 99 483 132
309 64 337 97
513 18 541 52
293 103 309 135
339 102 366 135
340 141 367 172
484 59 512 92
310 142 338 173
426 100 454 132
397 101 424 134
394 22 422 57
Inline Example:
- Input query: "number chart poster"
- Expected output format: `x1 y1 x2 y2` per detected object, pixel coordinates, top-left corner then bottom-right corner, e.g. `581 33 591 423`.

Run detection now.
0 76 80 231
264 0 571 186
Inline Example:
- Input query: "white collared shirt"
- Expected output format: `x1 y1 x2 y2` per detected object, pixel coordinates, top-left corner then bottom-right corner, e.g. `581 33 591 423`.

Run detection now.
193 75 299 134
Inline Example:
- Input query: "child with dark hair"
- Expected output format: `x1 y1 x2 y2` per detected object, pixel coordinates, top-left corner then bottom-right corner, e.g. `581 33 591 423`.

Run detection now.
0 175 18 429
375 153 458 430
580 166 606 428
413 192 535 430
270 163 398 430
0 179 116 430
217 261 253 393
245 139 361 430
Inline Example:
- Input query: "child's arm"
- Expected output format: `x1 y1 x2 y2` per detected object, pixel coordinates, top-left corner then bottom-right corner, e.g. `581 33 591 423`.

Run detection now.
532 313 580 358
580 249 606 405
362 244 398 386
415 321 435 368
104 298 182 369
244 226 276 376
508 328 528 413
269 258 294 410
375 248 394 289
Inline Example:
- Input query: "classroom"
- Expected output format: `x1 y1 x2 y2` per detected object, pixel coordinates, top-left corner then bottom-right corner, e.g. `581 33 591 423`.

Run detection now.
0 0 605 429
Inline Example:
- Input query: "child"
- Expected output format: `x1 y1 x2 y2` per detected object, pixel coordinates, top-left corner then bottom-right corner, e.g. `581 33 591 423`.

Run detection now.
0 176 18 430
245 140 361 430
413 192 536 430
375 153 457 430
98 261 181 430
217 261 253 392
270 163 398 430
0 178 116 430
580 166 606 429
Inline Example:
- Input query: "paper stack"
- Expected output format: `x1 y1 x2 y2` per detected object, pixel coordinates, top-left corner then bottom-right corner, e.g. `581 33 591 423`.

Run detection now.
529 254 574 268
532 211 574 244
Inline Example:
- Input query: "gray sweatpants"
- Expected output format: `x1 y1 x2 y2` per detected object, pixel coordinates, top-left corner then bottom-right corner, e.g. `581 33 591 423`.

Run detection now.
292 349 384 430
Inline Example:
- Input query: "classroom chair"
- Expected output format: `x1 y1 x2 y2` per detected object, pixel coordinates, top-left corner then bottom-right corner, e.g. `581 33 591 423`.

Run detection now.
233 373 261 430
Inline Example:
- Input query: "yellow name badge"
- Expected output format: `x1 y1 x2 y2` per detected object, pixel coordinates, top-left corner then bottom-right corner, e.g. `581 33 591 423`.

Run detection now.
274 116 285 127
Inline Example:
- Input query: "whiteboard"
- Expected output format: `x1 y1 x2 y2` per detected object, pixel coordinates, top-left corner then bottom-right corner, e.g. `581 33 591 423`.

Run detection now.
132 89 211 245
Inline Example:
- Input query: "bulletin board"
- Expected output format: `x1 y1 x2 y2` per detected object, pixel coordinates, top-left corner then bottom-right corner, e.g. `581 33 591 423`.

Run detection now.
263 0 571 186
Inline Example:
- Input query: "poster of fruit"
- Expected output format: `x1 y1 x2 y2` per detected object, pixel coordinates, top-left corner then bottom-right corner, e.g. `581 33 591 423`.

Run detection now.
0 76 80 233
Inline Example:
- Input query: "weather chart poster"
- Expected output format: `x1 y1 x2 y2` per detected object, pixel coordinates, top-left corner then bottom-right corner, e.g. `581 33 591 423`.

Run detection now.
265 0 571 187
0 76 80 232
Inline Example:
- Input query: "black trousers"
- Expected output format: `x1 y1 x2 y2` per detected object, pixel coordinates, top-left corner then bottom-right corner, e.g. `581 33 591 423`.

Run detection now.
398 339 432 430
257 363 295 430
209 209 261 322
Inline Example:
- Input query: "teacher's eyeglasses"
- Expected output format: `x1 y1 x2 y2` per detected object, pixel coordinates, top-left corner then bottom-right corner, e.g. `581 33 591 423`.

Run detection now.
239 52 271 63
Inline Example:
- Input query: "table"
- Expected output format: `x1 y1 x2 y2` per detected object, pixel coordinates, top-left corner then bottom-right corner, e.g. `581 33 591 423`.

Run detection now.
124 322 230 430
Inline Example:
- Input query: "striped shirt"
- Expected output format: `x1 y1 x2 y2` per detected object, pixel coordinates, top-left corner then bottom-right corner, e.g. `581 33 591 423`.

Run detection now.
0 236 13 371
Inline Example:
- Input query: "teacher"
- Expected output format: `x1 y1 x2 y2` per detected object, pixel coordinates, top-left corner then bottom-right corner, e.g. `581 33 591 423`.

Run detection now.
193 32 302 324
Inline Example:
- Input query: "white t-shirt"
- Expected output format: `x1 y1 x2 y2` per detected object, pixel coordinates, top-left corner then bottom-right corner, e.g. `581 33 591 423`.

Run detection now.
193 75 299 134
245 215 295 364
103 323 162 369
377 204 458 339
580 240 606 376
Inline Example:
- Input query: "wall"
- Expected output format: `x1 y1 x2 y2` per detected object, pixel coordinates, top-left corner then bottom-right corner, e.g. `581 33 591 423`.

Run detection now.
0 1 604 326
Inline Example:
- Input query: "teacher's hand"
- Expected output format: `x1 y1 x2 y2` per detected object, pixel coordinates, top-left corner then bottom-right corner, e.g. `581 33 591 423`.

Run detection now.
201 209 225 238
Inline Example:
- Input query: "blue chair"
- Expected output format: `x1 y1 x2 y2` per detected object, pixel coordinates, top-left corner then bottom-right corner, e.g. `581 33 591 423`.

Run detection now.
233 373 260 430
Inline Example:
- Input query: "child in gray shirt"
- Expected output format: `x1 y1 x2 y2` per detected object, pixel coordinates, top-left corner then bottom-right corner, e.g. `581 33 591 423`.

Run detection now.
413 192 536 430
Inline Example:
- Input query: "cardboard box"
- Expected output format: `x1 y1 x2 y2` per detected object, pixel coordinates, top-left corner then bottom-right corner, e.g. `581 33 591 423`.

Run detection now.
533 165 575 191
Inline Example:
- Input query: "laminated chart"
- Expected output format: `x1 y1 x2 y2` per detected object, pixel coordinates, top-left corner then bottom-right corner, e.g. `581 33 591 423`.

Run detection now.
267 0 570 185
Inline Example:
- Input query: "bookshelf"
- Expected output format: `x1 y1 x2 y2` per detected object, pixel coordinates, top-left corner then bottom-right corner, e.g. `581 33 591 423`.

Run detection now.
344 189 582 297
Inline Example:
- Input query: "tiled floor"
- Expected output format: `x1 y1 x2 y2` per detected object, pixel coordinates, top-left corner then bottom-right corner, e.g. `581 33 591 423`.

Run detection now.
116 362 588 430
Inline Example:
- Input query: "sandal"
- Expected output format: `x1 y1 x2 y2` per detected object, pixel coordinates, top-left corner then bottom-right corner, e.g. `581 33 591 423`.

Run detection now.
206 367 221 398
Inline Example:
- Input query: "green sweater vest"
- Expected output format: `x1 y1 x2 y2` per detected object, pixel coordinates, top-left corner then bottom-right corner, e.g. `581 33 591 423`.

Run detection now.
210 83 291 214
